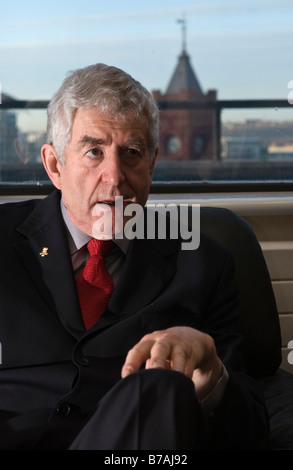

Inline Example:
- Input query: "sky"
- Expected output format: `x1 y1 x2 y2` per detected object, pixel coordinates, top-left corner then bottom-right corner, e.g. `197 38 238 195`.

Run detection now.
0 0 293 127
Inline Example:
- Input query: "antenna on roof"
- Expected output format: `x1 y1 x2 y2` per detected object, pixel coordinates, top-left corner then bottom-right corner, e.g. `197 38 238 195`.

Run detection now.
176 15 187 53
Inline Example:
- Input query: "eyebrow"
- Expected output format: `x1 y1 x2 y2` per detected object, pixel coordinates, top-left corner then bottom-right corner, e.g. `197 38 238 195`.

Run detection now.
78 135 105 148
78 135 146 151
122 137 146 151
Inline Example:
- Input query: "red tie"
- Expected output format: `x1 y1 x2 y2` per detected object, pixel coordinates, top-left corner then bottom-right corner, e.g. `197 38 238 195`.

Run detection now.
76 239 115 330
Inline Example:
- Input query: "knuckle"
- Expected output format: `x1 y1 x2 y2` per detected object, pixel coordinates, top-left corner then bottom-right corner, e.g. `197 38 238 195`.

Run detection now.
174 349 188 359
155 337 170 349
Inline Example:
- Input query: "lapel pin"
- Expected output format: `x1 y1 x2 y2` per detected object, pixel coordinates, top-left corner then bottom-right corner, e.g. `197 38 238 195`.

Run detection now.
39 247 49 257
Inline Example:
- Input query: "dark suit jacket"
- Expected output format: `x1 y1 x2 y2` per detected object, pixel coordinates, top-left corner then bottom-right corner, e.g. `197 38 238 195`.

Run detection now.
0 190 268 449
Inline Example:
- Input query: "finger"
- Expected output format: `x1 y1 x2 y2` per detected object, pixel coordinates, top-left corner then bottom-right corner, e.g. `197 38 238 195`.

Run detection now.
145 358 170 370
143 336 174 371
147 339 190 374
169 347 189 374
121 339 154 378
172 341 198 377
146 345 194 377
149 338 172 361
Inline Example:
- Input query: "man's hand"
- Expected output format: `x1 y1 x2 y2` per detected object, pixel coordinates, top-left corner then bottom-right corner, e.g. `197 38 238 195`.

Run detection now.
121 326 223 401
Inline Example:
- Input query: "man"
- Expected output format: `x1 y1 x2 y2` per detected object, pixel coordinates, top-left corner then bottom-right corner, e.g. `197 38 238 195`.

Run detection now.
0 63 268 449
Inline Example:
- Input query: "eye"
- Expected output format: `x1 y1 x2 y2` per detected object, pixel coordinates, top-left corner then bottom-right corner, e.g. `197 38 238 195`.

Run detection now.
121 146 144 161
85 148 103 159
120 147 143 167
126 148 141 156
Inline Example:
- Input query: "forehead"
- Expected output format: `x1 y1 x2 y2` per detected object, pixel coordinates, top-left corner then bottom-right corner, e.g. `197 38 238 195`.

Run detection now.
72 107 147 137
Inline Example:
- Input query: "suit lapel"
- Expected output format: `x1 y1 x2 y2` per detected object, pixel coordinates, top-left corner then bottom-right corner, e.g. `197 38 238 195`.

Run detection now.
14 190 85 338
93 235 180 331
14 191 181 336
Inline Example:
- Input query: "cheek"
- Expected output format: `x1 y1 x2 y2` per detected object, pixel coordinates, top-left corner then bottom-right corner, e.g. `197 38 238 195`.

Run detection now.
60 168 90 208
61 164 92 191
128 166 152 197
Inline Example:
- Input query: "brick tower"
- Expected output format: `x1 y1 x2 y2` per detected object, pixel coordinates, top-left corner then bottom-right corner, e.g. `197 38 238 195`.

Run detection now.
153 21 217 161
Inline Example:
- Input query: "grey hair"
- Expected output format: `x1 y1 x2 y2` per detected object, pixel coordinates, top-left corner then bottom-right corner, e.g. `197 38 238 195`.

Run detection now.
46 63 160 165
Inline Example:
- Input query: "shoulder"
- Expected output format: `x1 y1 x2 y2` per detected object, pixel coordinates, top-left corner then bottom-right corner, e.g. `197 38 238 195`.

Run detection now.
0 189 61 235
178 231 234 276
0 198 41 231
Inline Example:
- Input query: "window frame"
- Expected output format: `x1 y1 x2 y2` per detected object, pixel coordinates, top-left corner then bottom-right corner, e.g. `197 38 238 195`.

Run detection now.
0 97 292 197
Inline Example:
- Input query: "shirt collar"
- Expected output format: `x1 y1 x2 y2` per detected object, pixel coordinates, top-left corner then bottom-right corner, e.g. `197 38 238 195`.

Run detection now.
60 199 130 256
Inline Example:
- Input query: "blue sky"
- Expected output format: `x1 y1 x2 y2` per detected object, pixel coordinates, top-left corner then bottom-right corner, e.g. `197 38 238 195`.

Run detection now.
1 0 293 111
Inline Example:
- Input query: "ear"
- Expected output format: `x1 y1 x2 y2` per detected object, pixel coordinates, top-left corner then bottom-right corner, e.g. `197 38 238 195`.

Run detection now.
41 144 62 190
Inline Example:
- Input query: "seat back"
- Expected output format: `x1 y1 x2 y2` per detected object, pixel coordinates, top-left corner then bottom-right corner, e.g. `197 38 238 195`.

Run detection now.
198 206 282 377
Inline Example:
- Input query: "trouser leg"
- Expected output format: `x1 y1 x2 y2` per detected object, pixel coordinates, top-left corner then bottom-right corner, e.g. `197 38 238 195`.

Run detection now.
69 369 207 450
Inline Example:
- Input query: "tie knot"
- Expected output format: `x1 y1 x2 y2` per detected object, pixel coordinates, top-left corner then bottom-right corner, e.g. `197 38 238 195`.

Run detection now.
87 238 115 258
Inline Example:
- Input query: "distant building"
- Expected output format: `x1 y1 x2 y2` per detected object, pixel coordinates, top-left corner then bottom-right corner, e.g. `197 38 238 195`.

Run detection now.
267 144 293 160
222 137 262 160
152 25 217 161
0 108 19 164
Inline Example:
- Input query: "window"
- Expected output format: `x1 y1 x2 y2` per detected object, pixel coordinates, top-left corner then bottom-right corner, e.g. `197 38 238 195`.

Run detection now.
1 1 293 192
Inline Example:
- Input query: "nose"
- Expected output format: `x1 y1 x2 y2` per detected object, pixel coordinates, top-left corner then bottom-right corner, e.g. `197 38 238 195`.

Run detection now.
100 149 125 187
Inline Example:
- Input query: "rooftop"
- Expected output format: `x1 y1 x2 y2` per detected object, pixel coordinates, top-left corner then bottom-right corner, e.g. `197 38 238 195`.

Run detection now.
166 50 203 95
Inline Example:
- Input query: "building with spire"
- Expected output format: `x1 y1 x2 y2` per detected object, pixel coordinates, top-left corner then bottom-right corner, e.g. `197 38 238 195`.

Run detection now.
152 20 217 161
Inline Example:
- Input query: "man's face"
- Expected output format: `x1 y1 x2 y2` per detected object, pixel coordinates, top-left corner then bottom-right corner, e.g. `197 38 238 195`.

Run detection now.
44 107 157 237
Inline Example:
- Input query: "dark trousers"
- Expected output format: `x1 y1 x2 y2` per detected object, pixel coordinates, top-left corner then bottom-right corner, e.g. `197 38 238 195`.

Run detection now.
69 369 207 450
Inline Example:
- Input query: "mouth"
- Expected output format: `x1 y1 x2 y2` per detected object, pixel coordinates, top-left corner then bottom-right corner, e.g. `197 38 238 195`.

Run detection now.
98 198 134 207
100 200 115 206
